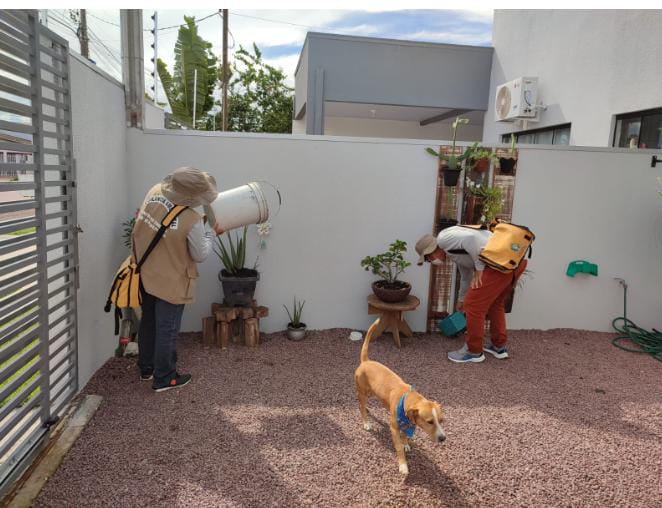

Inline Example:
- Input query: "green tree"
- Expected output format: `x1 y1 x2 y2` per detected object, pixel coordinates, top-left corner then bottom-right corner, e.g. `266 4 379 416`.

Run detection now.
206 44 293 133
157 16 217 128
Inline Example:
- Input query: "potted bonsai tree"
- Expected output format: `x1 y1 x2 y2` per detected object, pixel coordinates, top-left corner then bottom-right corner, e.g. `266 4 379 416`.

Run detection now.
426 116 471 187
361 240 412 303
215 226 259 306
498 133 517 174
284 296 306 341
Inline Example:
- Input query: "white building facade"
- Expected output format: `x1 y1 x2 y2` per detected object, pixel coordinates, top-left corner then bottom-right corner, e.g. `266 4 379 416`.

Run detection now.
483 10 662 148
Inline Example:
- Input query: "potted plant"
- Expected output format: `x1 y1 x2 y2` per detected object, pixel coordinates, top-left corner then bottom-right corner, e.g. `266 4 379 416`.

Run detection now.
426 116 471 187
466 143 499 173
498 133 518 174
465 180 503 226
284 296 306 341
361 240 412 303
215 226 259 306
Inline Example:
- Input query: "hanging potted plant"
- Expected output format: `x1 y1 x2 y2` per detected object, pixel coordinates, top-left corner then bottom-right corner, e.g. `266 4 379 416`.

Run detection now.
498 133 518 174
467 143 499 173
426 116 471 187
361 240 412 303
284 296 306 341
465 181 504 227
215 226 260 306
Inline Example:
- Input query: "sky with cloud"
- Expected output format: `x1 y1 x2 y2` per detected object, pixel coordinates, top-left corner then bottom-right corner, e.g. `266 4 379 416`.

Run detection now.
0 10 492 134
14 9 492 107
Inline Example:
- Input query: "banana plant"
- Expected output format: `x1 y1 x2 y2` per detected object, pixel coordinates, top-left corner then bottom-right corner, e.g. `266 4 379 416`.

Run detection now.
157 16 218 128
425 116 471 169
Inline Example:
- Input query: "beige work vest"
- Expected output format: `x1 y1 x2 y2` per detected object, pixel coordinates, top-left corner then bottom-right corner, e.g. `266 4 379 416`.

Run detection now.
131 184 201 305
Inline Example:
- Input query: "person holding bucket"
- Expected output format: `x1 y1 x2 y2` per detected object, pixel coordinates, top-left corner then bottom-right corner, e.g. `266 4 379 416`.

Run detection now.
415 224 527 364
132 167 223 392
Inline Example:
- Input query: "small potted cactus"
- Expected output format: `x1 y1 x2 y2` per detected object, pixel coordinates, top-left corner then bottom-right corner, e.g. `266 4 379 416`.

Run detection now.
285 296 306 341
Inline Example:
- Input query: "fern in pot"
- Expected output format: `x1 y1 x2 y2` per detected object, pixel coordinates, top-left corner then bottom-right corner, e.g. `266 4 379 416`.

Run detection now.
284 297 306 341
361 240 412 303
214 226 259 306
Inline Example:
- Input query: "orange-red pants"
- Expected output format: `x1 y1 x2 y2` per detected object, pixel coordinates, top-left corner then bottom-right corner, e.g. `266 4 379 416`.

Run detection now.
463 261 527 354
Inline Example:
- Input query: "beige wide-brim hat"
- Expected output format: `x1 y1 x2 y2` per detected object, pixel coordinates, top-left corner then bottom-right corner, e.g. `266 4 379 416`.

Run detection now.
160 167 218 208
415 234 438 265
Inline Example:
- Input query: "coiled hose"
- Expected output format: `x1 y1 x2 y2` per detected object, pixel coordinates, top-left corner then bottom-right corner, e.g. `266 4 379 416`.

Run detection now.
611 282 662 362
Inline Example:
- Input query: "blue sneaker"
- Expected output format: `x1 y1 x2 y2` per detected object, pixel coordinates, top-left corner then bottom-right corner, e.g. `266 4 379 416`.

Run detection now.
484 343 509 359
448 345 485 364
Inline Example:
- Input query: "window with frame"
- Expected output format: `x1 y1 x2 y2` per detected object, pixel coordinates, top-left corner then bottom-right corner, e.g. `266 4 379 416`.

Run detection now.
501 124 571 145
613 108 662 149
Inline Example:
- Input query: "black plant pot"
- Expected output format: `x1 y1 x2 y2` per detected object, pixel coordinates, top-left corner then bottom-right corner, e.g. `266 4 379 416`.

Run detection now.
498 157 517 174
442 166 462 186
372 281 411 303
438 218 458 231
218 269 260 306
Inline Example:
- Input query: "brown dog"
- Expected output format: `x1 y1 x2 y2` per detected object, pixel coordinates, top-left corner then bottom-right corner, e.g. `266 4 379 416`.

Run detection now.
354 319 446 475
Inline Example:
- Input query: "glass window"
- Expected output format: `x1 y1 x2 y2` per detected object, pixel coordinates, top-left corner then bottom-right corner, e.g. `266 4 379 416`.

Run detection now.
614 108 662 149
502 124 571 146
553 126 570 145
535 130 554 145
639 113 662 149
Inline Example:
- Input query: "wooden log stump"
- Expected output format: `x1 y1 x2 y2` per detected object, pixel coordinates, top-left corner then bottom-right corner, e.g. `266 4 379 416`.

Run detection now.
218 321 230 349
244 318 259 347
202 316 216 345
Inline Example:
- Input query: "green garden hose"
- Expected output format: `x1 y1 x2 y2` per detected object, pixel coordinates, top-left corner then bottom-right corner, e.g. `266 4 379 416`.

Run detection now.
611 281 662 362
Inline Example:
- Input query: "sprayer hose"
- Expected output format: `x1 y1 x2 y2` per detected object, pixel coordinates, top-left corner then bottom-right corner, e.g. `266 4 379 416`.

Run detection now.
612 317 662 363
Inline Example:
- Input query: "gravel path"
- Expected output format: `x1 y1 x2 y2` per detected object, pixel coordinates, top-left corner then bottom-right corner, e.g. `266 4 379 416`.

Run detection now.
36 329 661 507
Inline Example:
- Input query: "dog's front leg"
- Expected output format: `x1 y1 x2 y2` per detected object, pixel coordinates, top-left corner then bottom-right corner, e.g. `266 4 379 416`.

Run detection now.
390 424 409 475
400 433 411 452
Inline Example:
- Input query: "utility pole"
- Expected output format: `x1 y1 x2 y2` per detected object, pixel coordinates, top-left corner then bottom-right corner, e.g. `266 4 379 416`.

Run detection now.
150 11 159 103
120 10 145 128
222 9 229 131
69 9 89 58
79 9 89 58
193 68 198 129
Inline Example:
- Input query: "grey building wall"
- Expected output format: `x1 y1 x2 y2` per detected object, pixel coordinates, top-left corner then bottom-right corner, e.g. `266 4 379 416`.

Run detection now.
295 33 494 135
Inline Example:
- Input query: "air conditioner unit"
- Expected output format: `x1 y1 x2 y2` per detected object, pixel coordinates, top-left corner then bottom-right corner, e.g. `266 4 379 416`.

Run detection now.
494 77 539 122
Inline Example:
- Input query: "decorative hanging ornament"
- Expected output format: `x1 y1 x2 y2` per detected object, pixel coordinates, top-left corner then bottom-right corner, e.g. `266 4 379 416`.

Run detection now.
256 221 272 249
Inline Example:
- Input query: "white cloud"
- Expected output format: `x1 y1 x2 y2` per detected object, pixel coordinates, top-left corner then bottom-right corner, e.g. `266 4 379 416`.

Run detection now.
404 30 492 46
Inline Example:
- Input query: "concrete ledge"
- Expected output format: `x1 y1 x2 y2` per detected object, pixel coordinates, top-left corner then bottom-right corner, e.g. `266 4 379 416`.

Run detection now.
4 395 102 508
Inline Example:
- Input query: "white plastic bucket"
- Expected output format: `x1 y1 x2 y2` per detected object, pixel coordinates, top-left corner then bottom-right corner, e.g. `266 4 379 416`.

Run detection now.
205 182 278 232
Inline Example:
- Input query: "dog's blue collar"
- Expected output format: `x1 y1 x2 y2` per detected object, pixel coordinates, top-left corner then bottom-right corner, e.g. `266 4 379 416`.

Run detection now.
396 385 416 438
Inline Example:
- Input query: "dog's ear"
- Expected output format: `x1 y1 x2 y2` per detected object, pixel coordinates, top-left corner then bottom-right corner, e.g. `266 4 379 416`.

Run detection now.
406 408 418 423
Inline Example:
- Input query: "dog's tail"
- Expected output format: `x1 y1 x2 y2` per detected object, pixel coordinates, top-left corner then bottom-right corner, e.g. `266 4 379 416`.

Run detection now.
360 319 380 363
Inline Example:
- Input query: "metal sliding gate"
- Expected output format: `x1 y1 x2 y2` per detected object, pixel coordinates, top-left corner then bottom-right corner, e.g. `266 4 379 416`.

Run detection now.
0 10 79 491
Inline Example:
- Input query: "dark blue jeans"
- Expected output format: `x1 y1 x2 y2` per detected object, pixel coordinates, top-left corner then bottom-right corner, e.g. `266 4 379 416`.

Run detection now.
138 291 185 385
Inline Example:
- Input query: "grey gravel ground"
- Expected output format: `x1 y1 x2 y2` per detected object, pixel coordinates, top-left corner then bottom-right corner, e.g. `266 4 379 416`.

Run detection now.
36 328 661 507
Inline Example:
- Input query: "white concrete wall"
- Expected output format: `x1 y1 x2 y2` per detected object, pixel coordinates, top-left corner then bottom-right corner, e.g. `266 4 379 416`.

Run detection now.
69 54 128 387
144 101 165 129
126 130 443 333
324 117 483 141
483 10 662 146
509 146 662 332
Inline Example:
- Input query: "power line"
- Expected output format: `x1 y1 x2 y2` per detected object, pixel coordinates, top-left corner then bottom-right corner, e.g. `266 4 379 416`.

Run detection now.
147 11 220 32
229 12 332 32
86 11 120 28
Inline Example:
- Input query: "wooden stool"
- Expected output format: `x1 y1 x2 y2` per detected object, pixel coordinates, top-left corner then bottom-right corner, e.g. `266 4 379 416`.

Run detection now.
367 294 420 348
202 301 269 349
